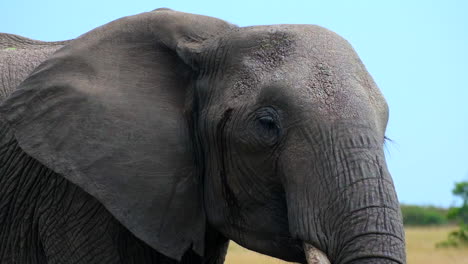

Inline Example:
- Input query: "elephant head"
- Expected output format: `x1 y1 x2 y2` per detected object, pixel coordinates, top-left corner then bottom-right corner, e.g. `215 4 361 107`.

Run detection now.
0 9 405 264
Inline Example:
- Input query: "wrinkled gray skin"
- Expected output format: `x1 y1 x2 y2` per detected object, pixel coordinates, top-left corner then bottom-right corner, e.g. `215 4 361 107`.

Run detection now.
0 33 68 100
0 8 406 264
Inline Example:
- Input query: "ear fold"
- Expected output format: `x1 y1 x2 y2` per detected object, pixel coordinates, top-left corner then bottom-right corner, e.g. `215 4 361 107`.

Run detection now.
0 9 234 260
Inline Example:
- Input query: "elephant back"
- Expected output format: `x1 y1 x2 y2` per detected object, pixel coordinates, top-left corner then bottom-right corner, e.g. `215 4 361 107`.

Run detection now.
0 33 69 101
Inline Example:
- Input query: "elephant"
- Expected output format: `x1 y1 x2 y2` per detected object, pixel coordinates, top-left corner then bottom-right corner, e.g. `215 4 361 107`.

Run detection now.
0 8 406 264
0 33 69 101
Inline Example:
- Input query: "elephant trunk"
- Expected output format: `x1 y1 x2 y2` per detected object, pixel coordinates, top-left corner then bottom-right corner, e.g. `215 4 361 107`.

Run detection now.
328 161 406 264
282 129 406 264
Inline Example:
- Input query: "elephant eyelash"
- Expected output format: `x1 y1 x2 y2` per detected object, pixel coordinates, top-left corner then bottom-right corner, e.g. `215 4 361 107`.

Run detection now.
383 136 394 151
384 136 392 143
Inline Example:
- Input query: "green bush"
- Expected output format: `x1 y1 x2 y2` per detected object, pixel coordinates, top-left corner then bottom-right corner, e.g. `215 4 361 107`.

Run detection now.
437 181 468 248
400 204 448 226
436 224 468 248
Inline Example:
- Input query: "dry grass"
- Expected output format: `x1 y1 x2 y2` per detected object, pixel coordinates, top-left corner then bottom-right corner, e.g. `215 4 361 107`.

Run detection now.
225 242 290 264
406 226 468 264
224 226 468 264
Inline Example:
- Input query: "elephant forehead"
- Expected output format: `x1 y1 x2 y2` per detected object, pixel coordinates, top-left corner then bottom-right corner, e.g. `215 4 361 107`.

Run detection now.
229 24 357 65
227 26 297 71
282 58 383 124
219 25 387 124
225 25 371 89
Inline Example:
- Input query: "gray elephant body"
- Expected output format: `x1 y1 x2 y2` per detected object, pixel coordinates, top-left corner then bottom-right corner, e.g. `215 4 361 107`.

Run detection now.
0 119 228 263
0 34 67 101
0 9 406 264
0 25 228 264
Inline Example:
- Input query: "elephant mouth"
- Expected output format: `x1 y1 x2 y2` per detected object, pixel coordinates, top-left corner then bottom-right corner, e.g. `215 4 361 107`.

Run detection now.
304 243 331 264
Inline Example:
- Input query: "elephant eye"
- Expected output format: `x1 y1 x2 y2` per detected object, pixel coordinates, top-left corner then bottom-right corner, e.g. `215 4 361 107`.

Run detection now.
258 116 277 130
254 107 282 146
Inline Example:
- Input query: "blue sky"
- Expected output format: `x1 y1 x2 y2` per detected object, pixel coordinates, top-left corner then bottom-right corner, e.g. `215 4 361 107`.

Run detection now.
2 1 467 207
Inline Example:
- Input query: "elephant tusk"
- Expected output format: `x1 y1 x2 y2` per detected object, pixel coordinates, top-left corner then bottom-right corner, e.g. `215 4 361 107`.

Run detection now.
303 243 331 264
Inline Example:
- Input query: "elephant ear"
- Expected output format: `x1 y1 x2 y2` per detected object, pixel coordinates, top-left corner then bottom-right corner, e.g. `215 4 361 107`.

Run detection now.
0 9 234 260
